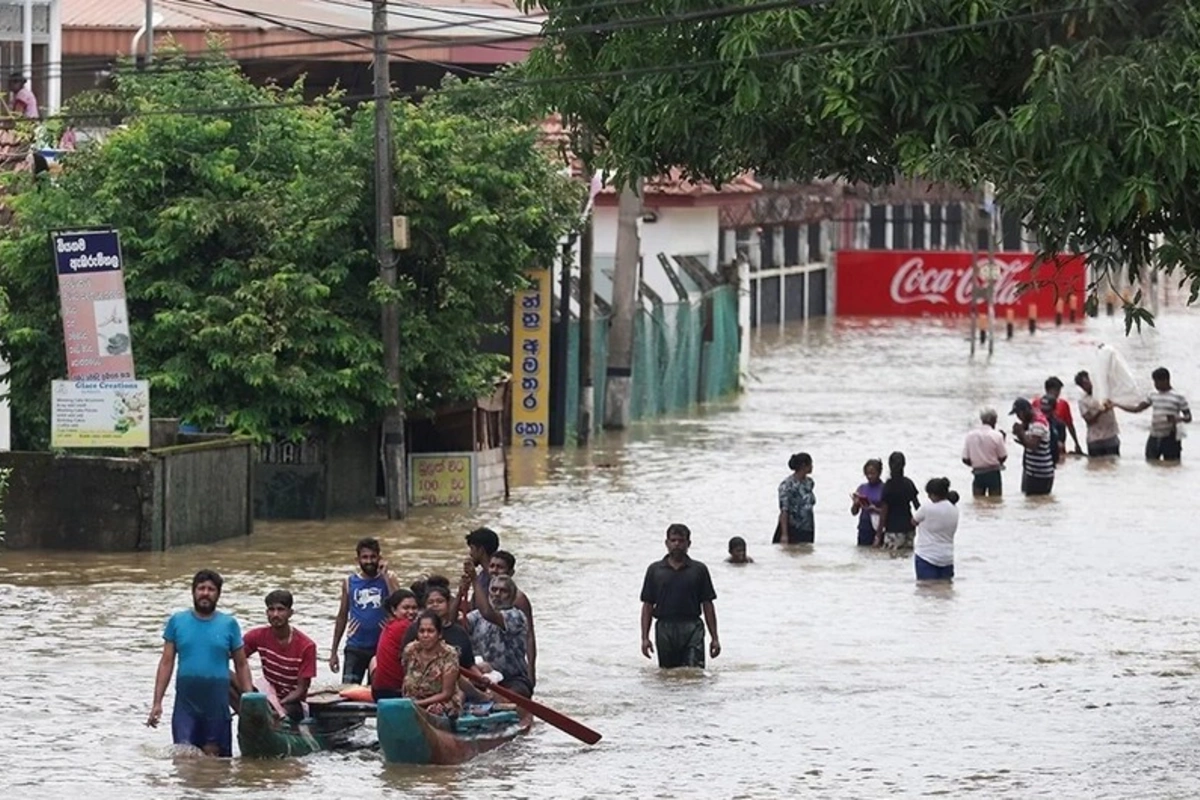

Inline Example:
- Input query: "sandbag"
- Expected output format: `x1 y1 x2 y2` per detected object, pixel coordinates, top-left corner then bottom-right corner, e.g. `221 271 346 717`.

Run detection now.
1093 344 1143 407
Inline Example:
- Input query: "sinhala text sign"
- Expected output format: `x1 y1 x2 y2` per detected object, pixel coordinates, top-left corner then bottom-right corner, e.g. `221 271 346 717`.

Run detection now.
407 452 477 507
510 267 550 446
51 380 150 448
50 229 136 380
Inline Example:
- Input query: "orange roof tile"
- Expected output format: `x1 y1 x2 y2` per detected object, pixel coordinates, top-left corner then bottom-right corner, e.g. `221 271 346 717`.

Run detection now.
539 115 761 200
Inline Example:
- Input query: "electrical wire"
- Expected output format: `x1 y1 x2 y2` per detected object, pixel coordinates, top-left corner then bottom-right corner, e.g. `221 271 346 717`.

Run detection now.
32 0 833 85
29 1 1108 122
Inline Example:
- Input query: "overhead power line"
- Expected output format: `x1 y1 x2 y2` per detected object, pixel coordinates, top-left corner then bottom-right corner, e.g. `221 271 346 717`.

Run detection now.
35 2 1106 123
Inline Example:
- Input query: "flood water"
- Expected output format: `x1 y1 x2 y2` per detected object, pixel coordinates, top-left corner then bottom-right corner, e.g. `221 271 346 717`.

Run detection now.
3 307 1200 799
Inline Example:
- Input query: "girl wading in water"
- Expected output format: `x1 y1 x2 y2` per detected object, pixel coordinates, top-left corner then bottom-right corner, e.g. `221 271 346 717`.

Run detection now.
911 477 960 581
774 452 815 544
877 451 919 552
849 458 884 547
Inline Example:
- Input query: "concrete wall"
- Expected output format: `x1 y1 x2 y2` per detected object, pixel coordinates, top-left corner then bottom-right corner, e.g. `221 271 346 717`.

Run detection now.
0 452 148 550
476 447 505 502
594 206 719 263
0 438 254 551
154 440 254 549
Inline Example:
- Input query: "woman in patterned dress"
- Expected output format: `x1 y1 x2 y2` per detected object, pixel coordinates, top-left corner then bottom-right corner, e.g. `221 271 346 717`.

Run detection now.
773 452 816 544
401 610 463 716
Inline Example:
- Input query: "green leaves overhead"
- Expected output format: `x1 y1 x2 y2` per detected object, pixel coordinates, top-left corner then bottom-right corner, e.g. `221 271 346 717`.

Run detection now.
523 0 1200 302
0 46 578 449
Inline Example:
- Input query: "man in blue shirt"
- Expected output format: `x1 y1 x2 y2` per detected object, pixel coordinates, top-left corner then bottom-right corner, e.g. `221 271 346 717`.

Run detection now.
146 570 253 756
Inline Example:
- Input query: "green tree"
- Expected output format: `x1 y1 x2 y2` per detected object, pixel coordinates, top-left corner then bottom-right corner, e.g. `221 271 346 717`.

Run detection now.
0 48 579 450
349 78 581 411
521 0 1200 317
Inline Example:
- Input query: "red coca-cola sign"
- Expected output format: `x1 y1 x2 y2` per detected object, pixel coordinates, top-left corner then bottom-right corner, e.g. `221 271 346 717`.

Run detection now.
836 250 1086 318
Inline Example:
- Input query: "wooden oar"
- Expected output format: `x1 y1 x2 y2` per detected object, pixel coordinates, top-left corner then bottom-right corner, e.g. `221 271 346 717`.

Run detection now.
461 667 602 746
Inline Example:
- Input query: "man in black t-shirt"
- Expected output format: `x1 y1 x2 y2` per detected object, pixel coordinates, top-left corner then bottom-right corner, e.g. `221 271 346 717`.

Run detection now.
639 523 721 669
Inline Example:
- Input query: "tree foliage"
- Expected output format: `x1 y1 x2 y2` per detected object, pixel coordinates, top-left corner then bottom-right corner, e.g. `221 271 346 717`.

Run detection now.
0 47 579 449
522 0 1200 315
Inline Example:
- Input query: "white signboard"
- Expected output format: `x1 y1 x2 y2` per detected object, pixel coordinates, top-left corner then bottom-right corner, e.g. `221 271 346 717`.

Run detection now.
51 380 150 448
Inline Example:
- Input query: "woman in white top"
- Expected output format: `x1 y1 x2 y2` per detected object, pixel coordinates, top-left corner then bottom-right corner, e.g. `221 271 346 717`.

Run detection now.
911 477 960 581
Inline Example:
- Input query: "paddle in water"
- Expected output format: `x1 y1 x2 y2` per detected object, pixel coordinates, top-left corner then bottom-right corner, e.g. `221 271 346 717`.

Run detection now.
462 667 602 746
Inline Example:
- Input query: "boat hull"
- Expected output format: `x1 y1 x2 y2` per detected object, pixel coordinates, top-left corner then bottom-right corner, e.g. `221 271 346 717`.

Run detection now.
237 692 362 758
376 698 530 765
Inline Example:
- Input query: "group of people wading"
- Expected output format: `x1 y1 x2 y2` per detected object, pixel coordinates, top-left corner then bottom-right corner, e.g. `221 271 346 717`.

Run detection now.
773 449 962 582
765 363 1193 585
146 528 534 757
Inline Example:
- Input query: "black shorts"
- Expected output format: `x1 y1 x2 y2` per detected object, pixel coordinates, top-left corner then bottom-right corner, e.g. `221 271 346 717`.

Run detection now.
1146 434 1181 462
972 470 1002 495
342 646 375 685
1088 438 1120 457
1021 474 1054 496
654 618 706 669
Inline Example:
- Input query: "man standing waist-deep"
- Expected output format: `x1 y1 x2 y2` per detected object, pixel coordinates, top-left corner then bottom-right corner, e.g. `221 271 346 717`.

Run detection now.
639 523 720 669
146 569 253 757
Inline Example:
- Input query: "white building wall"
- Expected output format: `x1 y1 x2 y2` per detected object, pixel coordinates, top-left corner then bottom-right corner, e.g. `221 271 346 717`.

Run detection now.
592 205 720 267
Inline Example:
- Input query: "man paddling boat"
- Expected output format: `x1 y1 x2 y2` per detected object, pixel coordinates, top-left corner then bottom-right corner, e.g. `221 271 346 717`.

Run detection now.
146 570 253 757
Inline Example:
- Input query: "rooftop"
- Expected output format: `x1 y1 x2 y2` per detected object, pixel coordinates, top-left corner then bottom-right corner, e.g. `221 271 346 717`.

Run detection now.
63 0 535 35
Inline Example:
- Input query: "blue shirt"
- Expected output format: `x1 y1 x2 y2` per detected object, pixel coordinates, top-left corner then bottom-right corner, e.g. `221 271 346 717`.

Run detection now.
163 610 243 720
346 572 389 650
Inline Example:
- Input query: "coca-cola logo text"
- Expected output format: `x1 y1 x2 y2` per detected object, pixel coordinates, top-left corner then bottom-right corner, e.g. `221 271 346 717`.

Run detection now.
888 257 1028 306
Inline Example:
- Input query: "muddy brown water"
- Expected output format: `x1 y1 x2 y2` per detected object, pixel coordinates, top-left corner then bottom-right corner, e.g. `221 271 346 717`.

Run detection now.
3 310 1199 798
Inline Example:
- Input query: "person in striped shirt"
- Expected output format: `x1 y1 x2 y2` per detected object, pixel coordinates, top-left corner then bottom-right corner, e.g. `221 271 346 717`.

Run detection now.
1010 397 1056 495
1120 367 1192 462
242 590 318 722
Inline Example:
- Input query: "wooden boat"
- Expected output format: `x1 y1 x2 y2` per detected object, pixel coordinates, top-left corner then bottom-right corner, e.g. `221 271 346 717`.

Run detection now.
237 691 367 758
375 698 531 765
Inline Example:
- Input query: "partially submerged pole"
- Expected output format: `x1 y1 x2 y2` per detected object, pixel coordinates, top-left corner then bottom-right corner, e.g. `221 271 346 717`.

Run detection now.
603 179 643 429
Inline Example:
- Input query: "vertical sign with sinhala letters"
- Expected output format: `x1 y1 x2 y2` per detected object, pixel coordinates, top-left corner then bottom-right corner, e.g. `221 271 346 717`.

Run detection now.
50 229 135 380
511 268 550 446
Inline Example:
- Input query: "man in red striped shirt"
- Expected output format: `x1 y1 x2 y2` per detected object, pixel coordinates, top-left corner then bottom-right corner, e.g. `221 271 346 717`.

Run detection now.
242 590 318 722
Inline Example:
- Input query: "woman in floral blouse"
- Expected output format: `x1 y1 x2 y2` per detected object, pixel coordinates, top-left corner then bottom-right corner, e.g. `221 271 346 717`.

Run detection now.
773 452 815 544
401 610 463 716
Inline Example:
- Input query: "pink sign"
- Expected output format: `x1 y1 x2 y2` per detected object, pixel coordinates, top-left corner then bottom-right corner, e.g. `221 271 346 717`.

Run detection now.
51 229 136 380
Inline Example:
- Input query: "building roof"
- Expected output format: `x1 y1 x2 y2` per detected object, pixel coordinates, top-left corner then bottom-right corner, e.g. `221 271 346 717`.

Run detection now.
63 0 533 35
61 0 537 62
540 115 761 204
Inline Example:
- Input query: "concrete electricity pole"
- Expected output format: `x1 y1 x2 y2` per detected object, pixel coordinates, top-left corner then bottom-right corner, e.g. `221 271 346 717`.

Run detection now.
603 179 643 429
577 217 595 443
373 0 406 518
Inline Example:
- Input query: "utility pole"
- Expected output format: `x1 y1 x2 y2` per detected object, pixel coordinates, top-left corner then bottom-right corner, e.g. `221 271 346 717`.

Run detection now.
968 198 979 358
603 179 643 429
373 0 406 518
985 184 997 356
577 217 594 443
145 0 154 64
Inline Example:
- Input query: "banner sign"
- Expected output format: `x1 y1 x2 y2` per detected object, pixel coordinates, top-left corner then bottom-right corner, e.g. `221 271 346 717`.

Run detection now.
407 452 477 507
835 250 1086 318
50 229 136 380
511 268 551 447
51 379 150 448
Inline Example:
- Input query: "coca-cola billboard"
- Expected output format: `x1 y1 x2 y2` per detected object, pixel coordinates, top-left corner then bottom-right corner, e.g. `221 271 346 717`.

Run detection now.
835 250 1086 318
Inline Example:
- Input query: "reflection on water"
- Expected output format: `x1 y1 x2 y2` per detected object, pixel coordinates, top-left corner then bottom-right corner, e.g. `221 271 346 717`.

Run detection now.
4 310 1200 797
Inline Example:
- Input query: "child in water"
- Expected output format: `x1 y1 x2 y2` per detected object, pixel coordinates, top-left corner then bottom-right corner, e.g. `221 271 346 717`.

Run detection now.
726 537 753 564
849 458 884 547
